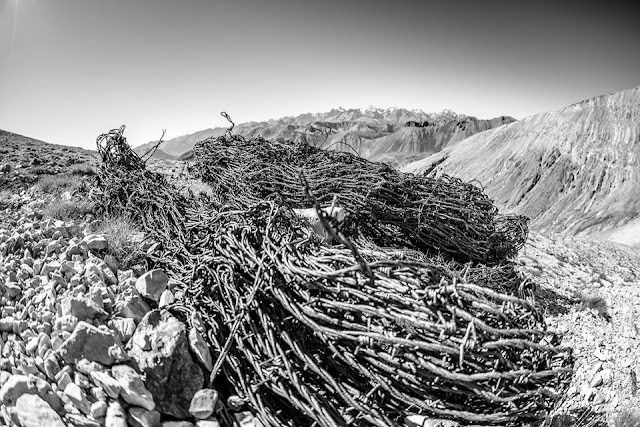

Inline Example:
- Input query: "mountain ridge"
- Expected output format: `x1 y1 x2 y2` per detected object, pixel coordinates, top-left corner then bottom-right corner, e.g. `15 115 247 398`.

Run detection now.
134 107 514 166
402 85 640 245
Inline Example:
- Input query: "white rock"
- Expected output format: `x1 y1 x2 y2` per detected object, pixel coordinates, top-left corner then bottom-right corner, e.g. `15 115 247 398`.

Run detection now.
83 235 108 251
404 415 460 427
90 400 108 418
105 400 127 427
111 364 155 411
14 393 66 427
89 370 121 399
128 406 161 427
189 328 213 371
135 269 169 302
64 382 91 415
158 289 175 308
189 389 218 419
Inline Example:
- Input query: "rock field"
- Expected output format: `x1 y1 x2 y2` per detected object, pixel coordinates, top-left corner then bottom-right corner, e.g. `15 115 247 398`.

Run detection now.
0 187 259 427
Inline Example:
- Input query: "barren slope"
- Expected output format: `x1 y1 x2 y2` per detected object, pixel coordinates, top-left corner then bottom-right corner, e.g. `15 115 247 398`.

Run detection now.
403 86 640 243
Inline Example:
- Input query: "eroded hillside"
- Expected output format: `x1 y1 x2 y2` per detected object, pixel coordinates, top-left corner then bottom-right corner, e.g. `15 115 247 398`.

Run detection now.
403 86 640 244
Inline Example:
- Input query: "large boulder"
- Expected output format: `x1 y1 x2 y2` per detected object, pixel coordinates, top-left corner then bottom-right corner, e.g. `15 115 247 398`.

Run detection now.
57 322 128 366
127 310 204 418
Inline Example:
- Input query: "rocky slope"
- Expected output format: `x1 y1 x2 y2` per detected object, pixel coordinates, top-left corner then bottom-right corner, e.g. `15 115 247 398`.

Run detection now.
0 130 95 193
134 108 514 167
516 232 640 426
402 86 640 245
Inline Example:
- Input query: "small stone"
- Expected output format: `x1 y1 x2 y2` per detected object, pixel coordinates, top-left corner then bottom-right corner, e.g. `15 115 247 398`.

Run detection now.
128 407 162 427
4 282 22 299
108 317 137 344
91 400 108 418
580 383 595 401
56 321 128 366
104 255 120 273
112 364 155 411
57 371 73 391
158 289 175 308
195 419 220 427
117 293 151 324
404 415 460 427
105 400 127 427
76 359 105 375
135 269 169 302
592 392 607 405
54 315 79 333
89 385 106 401
61 295 107 322
235 411 264 427
66 413 101 427
0 374 62 411
64 382 91 415
13 393 66 427
189 328 213 371
90 370 121 399
189 389 218 419
227 395 245 410
74 371 91 389
43 354 61 380
84 234 108 251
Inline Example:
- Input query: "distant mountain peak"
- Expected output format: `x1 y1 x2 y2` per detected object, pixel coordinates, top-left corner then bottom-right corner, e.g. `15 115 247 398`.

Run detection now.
134 106 514 168
402 85 640 245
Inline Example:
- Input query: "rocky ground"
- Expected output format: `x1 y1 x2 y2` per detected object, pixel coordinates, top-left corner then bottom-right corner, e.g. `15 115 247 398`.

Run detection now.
1 146 640 427
516 234 640 426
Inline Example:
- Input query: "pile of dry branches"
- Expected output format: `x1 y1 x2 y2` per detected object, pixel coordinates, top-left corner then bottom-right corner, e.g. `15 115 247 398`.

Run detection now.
190 130 527 263
95 125 572 427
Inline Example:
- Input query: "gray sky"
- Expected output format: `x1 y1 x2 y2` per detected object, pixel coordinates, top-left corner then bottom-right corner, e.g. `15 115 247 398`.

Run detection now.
1 0 638 149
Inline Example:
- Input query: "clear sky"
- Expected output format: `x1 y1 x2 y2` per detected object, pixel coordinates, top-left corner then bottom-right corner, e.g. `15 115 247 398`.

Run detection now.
1 0 638 149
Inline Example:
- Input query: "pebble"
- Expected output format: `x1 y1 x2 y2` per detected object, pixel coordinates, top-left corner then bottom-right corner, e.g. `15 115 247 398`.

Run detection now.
14 393 66 427
189 388 218 419
64 382 91 415
91 400 108 418
66 413 102 427
83 234 108 251
106 400 128 427
111 364 156 411
404 416 460 427
128 407 162 427
135 269 169 302
189 328 213 371
195 419 221 427
90 370 122 399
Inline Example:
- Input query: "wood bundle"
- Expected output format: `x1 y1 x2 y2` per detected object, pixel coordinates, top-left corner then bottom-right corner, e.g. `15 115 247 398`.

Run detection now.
190 132 528 263
94 126 572 427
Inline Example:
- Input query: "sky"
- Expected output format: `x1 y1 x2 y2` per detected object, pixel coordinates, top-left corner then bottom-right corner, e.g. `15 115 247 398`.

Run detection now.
1 0 639 149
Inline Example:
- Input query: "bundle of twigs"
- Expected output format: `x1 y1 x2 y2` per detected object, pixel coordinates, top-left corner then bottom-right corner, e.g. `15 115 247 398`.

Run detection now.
94 126 572 427
190 130 527 263
94 126 194 245
173 202 571 427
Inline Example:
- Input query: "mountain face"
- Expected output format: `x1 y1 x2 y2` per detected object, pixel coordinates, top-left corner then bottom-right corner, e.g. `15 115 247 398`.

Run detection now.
134 107 514 167
402 86 640 245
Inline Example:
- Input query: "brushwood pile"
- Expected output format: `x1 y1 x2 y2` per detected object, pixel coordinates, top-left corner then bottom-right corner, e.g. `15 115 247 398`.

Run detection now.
93 122 573 427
